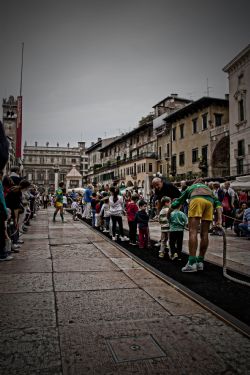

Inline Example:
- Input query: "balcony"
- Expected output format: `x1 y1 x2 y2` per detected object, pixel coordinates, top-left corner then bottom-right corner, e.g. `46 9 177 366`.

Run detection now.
210 123 229 139
94 152 158 173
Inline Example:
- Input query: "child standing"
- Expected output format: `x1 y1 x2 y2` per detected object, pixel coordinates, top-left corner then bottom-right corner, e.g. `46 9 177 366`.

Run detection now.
71 199 79 221
169 203 187 260
127 193 139 245
95 198 101 228
135 200 149 249
158 196 171 258
100 195 110 233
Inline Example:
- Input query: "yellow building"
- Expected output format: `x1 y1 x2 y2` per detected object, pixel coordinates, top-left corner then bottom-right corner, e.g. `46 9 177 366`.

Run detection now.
156 97 229 180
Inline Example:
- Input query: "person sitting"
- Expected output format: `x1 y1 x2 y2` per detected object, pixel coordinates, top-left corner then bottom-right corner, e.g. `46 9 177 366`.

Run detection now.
238 201 250 239
234 202 247 237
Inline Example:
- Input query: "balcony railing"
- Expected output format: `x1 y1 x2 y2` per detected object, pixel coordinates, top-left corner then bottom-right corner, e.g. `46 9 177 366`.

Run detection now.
210 123 229 139
96 152 158 173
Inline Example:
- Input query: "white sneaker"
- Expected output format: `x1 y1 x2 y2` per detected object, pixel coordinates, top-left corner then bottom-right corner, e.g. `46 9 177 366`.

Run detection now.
158 251 165 258
0 255 14 261
112 236 116 241
120 236 129 242
103 229 109 233
182 262 197 272
197 262 204 271
171 253 178 260
12 244 21 249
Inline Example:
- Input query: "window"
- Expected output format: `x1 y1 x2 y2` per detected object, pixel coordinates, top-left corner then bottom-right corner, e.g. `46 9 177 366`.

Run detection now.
202 113 208 130
166 143 170 158
40 157 44 164
71 158 76 164
180 124 184 139
238 73 244 86
171 155 176 175
50 158 54 163
202 145 208 162
238 140 245 157
192 118 197 134
179 152 185 166
239 99 245 122
123 154 127 160
172 127 176 141
159 164 163 174
237 159 244 174
62 158 66 165
130 137 133 145
192 148 199 163
137 135 140 143
158 146 162 159
29 156 32 162
149 163 153 172
214 113 223 127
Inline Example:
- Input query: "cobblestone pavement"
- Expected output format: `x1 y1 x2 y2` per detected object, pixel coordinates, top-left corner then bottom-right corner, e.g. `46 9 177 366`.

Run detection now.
0 209 249 375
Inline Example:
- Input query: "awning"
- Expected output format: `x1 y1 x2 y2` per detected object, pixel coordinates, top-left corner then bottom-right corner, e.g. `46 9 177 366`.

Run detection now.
230 175 250 190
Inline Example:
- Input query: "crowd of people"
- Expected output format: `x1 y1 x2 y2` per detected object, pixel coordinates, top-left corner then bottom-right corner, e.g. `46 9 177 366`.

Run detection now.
0 166 40 262
52 177 250 273
1 120 249 272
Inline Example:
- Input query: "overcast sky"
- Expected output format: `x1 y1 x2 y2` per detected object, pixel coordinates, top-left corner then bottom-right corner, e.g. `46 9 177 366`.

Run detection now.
1 0 249 148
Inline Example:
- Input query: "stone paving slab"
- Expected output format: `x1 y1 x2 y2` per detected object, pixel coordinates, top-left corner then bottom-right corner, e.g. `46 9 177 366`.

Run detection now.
53 257 119 272
143 285 204 315
0 292 56 330
54 271 136 291
16 247 51 259
0 273 53 293
0 259 52 273
51 243 106 259
110 257 143 270
94 241 130 258
0 327 62 375
49 237 91 245
58 317 248 375
56 289 171 326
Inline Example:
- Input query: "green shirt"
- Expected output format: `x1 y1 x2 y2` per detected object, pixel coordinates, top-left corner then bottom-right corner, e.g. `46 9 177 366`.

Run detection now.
169 210 188 231
171 183 222 210
56 188 63 203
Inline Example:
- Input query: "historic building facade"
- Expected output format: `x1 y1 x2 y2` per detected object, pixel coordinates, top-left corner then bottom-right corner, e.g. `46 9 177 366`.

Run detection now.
85 137 117 183
90 118 157 198
23 142 88 191
156 97 229 180
223 44 250 176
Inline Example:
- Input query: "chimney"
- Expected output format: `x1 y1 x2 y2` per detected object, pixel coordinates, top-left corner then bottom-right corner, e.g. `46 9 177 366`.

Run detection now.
91 142 94 146
67 142 70 148
171 93 178 98
57 142 59 147
35 141 37 147
98 137 102 142
46 142 49 147
78 141 85 149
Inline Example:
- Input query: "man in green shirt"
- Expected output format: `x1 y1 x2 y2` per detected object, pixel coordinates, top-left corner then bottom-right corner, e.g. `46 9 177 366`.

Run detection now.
170 179 222 272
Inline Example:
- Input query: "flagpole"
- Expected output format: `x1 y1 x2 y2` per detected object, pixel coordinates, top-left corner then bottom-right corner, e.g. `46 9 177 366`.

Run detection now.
20 42 24 96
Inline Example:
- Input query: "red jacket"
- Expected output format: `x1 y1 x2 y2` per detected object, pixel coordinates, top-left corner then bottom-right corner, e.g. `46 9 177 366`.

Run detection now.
127 201 138 222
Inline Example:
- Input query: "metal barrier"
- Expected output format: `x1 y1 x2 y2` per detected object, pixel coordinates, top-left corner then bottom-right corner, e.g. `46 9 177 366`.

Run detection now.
218 226 250 287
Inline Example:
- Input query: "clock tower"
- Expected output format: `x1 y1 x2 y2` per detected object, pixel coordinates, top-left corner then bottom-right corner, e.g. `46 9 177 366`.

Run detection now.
2 95 18 149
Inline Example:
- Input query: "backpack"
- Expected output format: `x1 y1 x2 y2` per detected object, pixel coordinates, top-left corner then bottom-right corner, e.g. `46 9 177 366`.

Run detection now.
0 121 9 170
